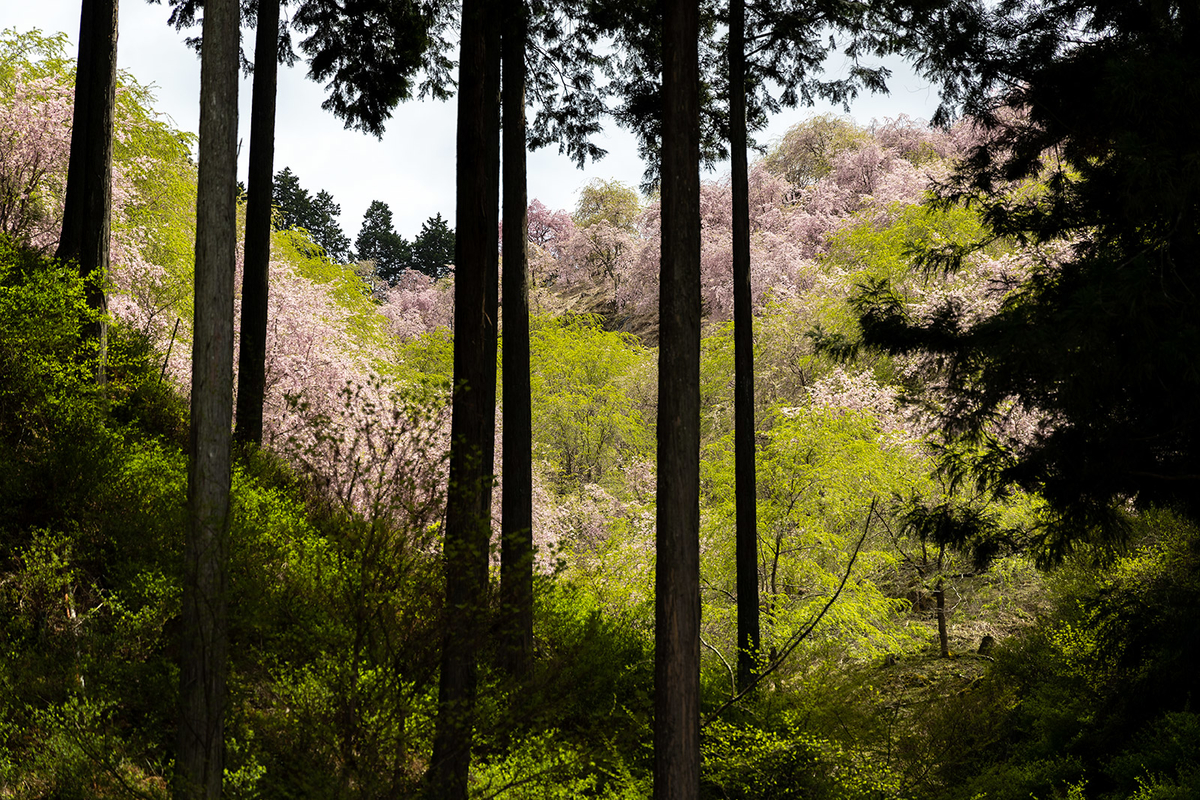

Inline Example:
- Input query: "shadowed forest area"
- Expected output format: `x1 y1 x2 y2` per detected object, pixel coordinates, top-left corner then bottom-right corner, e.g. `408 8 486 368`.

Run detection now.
2 0 1199 797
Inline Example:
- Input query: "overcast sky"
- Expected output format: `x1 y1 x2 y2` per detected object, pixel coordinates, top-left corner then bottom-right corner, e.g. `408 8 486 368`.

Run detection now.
8 3 944 242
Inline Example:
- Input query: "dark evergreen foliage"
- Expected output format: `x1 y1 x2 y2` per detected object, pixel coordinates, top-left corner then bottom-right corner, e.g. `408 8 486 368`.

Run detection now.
852 0 1200 547
148 0 450 138
355 199 412 283
271 166 353 263
292 0 456 137
590 0 894 190
410 212 455 279
521 0 608 168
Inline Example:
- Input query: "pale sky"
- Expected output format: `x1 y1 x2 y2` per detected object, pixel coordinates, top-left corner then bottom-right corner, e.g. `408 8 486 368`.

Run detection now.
6 3 944 243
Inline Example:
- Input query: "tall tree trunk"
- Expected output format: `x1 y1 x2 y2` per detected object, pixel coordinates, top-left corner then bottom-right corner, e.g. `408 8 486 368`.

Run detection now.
58 0 118 382
234 0 281 446
499 0 534 679
176 0 239 795
427 0 501 794
729 0 759 693
656 0 701 797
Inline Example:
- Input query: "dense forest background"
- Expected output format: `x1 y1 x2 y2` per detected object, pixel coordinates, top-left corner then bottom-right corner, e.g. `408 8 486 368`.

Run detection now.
2 12 1199 799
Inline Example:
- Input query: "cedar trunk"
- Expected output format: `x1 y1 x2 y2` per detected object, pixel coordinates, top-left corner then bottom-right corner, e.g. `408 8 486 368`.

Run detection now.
656 0 701 797
58 0 118 379
176 0 239 795
729 0 760 692
499 0 534 679
427 0 501 794
234 0 281 446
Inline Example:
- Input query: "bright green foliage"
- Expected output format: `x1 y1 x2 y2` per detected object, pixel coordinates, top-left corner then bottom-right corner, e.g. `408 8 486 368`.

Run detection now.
0 239 187 795
702 718 899 799
701 407 928 666
825 203 991 286
528 315 653 492
395 326 455 387
573 178 642 232
111 73 198 289
0 236 97 437
468 582 655 798
762 114 870 188
0 28 74 87
902 512 1200 800
0 235 448 797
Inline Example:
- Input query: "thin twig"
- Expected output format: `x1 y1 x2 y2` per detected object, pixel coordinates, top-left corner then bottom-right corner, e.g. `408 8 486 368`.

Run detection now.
158 317 181 384
700 633 736 700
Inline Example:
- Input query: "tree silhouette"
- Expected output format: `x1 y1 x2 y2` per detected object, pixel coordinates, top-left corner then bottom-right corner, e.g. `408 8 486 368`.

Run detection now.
427 0 500 795
411 212 455 279
57 0 119 381
727 0 760 694
234 0 286 446
355 199 413 283
499 0 534 679
271 167 353 262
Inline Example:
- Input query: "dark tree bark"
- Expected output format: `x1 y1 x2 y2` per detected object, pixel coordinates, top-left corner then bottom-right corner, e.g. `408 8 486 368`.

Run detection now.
656 0 701 797
234 0 281 446
58 0 118 380
729 0 759 693
427 0 501 794
936 577 950 658
935 541 949 657
176 0 239 795
499 0 534 679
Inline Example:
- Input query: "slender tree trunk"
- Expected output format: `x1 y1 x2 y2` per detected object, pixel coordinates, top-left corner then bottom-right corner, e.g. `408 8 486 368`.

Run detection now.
499 0 534 679
729 0 759 693
936 576 950 657
934 545 949 657
234 0 281 446
58 0 118 382
176 0 239 795
427 0 501 794
656 0 701 797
